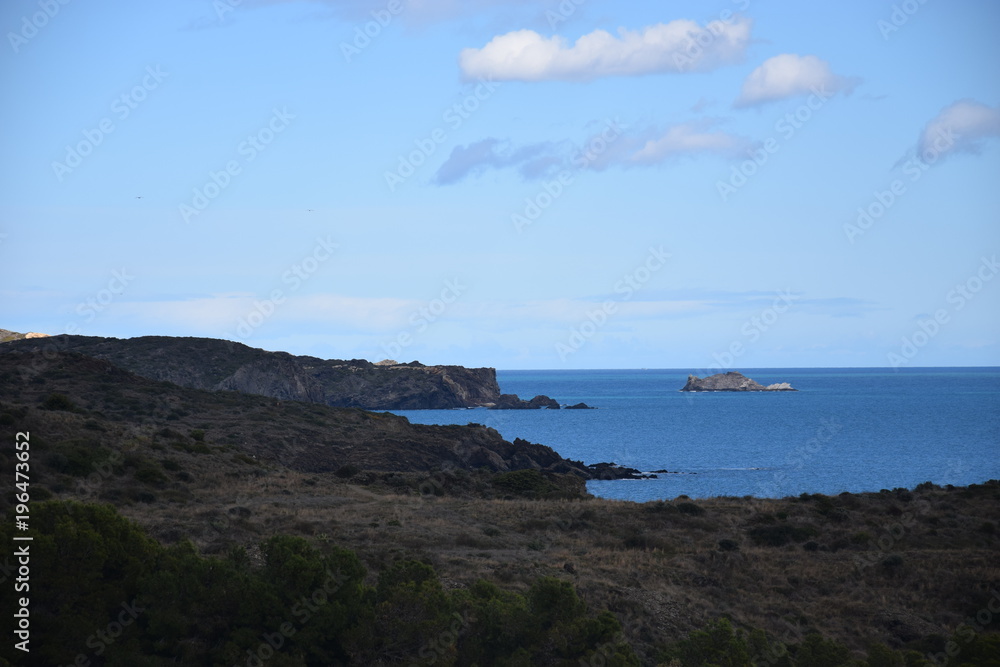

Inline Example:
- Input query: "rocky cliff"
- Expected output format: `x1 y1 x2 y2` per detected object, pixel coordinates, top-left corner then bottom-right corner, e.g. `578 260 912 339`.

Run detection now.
0 348 633 479
2 335 504 410
681 371 796 392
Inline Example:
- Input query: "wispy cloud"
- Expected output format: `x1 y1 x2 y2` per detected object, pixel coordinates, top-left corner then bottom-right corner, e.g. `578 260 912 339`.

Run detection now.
433 138 560 184
914 99 1000 160
629 120 751 164
734 54 859 108
433 119 750 184
459 17 753 82
182 0 554 30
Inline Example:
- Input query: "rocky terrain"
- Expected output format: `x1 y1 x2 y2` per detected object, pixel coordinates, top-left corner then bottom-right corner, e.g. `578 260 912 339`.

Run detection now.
681 371 796 392
1 333 554 410
0 328 48 342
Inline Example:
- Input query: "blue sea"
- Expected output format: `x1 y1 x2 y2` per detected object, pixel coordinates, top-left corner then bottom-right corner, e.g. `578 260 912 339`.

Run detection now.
390 368 1000 502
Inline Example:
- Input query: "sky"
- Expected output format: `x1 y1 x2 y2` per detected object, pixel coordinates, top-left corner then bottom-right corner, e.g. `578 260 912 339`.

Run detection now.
1 0 999 370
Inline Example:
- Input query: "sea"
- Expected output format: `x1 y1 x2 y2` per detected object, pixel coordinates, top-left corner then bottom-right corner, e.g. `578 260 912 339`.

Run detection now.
389 368 1000 502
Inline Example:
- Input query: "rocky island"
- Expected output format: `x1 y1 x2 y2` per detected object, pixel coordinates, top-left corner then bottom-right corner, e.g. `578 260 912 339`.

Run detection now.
681 371 796 392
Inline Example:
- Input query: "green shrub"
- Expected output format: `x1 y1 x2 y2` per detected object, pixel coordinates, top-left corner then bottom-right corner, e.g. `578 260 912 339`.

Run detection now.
335 464 360 478
492 469 559 498
677 501 706 516
42 392 77 411
748 524 818 547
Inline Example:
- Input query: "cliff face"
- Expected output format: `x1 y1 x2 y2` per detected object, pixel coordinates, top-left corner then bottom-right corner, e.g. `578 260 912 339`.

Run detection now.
681 371 797 392
2 335 503 410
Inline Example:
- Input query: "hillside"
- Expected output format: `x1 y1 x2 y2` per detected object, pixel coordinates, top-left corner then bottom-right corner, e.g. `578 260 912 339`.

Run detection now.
1 346 998 665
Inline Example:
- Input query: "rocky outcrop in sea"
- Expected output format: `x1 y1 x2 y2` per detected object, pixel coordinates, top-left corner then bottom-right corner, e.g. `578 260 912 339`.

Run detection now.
681 371 796 392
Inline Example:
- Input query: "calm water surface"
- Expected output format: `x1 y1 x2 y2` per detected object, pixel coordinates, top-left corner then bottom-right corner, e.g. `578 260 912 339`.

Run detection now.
390 368 1000 501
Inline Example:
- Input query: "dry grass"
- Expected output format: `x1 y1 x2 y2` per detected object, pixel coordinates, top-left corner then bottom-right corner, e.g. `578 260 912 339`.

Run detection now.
84 461 999 662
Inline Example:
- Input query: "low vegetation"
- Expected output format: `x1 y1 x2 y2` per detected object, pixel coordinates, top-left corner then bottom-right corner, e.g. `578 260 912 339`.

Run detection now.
0 349 998 665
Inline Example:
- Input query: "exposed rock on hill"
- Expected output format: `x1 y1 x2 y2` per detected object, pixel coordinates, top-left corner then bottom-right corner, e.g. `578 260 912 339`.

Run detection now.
0 328 48 342
681 371 797 392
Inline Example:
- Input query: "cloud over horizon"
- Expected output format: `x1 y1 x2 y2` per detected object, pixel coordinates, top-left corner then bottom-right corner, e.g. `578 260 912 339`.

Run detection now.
459 17 753 82
734 54 858 108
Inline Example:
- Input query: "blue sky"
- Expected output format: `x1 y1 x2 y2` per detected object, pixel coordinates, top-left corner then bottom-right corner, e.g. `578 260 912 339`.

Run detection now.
2 0 999 370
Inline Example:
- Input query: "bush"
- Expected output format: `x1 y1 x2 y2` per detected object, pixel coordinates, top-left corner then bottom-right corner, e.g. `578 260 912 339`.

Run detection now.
718 539 740 552
335 464 360 479
881 554 904 572
748 524 818 547
492 469 559 498
677 501 706 516
134 464 169 486
161 458 182 472
42 392 77 411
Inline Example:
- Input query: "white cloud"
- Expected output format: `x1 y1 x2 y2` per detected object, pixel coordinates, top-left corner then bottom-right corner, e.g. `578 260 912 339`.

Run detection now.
734 54 858 108
916 99 1000 160
630 121 751 164
459 17 752 82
